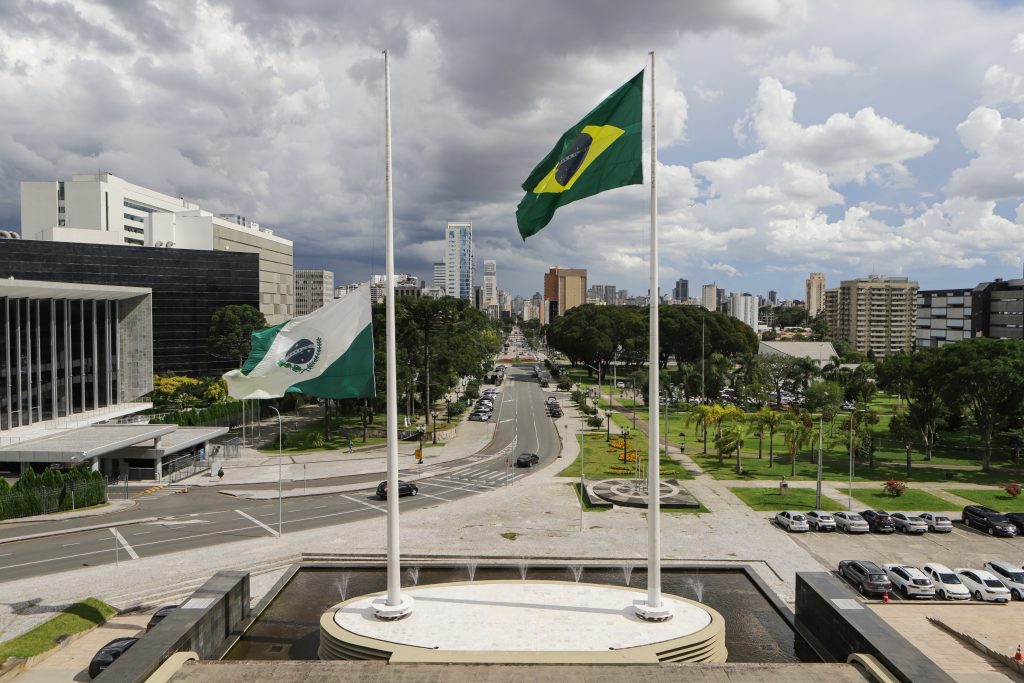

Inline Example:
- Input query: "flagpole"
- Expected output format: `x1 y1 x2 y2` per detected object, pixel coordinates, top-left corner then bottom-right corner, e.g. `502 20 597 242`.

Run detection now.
635 50 672 622
374 48 413 620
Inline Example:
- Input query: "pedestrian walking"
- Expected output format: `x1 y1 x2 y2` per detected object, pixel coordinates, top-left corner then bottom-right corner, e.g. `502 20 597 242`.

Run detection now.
347 438 353 453
217 467 225 481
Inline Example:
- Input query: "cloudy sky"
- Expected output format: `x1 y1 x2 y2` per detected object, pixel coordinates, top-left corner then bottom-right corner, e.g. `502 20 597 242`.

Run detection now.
2 0 1024 300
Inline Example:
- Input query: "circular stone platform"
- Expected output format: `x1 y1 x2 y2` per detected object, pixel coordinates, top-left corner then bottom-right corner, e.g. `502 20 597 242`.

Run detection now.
589 478 700 508
319 580 726 663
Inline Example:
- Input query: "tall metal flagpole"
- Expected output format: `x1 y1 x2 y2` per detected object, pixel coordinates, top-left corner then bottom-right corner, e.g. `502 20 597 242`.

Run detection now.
635 51 673 622
373 49 413 621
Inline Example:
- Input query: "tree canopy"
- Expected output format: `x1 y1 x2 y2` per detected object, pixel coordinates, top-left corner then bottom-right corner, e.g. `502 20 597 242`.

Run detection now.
208 304 268 367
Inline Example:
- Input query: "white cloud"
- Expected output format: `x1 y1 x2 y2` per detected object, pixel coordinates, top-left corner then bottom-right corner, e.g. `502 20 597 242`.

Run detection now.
751 46 855 85
693 81 722 102
946 107 1024 199
704 261 741 277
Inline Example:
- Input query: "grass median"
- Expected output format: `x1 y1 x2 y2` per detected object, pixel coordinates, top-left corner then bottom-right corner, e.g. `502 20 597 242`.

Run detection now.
946 488 1024 512
0 598 116 666
729 487 845 511
838 487 956 512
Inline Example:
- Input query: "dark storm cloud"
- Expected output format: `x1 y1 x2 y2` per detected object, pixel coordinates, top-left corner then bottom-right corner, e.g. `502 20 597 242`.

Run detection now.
0 0 133 54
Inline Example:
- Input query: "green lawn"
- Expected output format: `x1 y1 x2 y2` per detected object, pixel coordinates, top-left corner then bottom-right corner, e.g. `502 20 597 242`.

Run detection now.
0 598 115 666
570 483 611 512
841 487 956 512
946 488 1024 512
729 487 845 511
557 417 691 480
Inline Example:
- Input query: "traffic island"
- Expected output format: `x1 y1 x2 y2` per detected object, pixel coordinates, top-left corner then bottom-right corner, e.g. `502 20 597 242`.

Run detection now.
588 478 700 509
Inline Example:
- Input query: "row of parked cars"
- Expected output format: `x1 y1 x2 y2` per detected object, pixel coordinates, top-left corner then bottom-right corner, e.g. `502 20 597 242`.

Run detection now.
545 396 562 418
776 505 1024 536
469 388 499 422
838 559 1024 603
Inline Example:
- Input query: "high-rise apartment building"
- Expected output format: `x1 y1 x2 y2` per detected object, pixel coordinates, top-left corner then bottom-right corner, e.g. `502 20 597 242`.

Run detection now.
824 275 918 357
294 270 334 317
588 284 617 306
768 290 778 306
701 283 717 311
673 279 689 301
728 292 758 330
432 262 446 294
806 272 826 316
444 222 474 301
20 173 293 324
542 267 587 324
482 260 498 317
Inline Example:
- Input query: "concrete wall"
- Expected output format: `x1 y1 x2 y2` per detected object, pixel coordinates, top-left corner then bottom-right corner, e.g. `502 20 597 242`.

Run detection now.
96 571 250 683
118 294 154 402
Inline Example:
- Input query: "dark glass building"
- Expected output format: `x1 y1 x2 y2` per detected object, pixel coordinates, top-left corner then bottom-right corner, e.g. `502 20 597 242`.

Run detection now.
0 240 259 376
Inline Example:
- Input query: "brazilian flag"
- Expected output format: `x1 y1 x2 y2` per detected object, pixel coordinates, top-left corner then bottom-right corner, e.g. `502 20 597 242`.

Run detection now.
516 70 644 240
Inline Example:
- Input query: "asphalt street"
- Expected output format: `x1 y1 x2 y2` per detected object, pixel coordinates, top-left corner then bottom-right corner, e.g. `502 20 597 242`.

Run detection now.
0 365 560 582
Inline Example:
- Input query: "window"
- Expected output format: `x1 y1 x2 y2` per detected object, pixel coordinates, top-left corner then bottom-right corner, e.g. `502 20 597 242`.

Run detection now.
123 199 156 214
124 225 144 235
123 213 144 223
124 237 144 245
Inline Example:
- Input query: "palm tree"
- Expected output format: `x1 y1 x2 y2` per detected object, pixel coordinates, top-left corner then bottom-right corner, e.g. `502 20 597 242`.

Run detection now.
714 406 745 465
756 407 785 468
783 419 815 477
686 404 714 454
792 356 820 392
715 420 749 475
733 352 760 390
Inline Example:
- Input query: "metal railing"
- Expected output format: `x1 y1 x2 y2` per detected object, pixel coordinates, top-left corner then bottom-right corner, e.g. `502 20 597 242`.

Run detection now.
0 477 108 520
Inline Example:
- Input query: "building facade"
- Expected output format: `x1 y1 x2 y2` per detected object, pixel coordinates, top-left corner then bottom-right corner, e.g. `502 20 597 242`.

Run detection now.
673 279 689 301
806 272 826 316
20 173 293 324
432 262 446 294
701 283 717 311
293 270 334 317
542 267 587 324
916 278 1024 348
825 275 918 357
482 260 498 317
444 222 474 301
0 240 259 376
728 293 758 330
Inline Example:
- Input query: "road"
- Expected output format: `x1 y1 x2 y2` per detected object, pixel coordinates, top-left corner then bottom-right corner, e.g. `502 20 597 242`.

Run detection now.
0 365 560 582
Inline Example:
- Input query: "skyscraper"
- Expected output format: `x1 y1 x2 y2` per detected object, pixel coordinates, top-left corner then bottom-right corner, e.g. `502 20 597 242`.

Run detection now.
444 222 473 301
701 283 717 311
825 275 918 357
542 267 587 324
673 279 689 301
806 272 826 316
482 259 498 317
768 290 778 306
432 262 446 293
728 292 758 330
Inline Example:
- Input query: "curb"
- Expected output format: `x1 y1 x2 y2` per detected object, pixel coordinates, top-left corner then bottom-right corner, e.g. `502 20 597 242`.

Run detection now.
0 604 120 682
0 499 141 526
0 517 159 545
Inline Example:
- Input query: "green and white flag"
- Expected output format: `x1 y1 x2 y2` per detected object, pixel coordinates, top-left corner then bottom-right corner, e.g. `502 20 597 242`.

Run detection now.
223 285 375 400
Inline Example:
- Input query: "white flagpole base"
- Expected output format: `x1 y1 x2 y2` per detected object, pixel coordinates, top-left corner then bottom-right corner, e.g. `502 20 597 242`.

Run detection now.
633 597 675 622
372 594 415 621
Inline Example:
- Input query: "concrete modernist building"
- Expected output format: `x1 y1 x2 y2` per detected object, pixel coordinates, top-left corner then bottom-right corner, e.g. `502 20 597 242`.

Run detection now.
975 278 1024 340
294 270 334 317
482 260 498 317
916 278 1024 348
20 173 293 325
701 283 717 311
432 262 446 294
542 267 587 324
0 240 260 377
806 272 826 316
444 222 474 301
728 293 758 330
825 275 918 357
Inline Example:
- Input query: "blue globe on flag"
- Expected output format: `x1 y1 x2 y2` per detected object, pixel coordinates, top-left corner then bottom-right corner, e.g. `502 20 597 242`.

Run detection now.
285 339 317 366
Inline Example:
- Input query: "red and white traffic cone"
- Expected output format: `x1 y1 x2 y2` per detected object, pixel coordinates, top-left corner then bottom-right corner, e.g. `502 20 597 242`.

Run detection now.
882 591 889 604
1014 644 1022 663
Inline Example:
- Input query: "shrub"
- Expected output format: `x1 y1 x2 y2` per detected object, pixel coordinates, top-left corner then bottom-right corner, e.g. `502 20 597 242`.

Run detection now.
586 415 604 428
311 433 326 449
882 479 908 497
1005 483 1022 498
557 379 572 391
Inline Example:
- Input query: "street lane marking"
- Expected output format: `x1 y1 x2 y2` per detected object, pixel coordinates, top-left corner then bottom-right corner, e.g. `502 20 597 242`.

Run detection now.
340 494 386 512
236 509 279 537
62 543 79 547
110 528 140 560
414 491 450 503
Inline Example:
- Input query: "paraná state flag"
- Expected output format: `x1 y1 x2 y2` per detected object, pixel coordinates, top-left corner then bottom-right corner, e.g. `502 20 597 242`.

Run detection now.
223 284 375 400
516 70 644 240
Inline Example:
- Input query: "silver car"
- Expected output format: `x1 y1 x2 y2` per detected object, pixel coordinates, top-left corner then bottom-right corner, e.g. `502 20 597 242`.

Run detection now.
806 510 837 531
984 560 1024 601
775 511 810 532
833 511 870 533
918 513 953 533
891 513 928 534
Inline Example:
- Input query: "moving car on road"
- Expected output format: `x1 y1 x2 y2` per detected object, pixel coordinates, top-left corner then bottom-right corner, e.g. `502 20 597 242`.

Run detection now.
984 560 1024 601
376 480 418 499
805 511 836 531
962 505 1018 537
89 637 139 679
861 509 896 533
775 511 810 532
833 511 870 533
955 568 1011 602
883 564 935 599
838 560 892 597
515 453 540 468
891 513 928 534
918 513 953 533
922 563 970 600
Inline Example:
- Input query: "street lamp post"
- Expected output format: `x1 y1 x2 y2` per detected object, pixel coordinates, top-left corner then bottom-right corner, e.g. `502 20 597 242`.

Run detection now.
445 396 452 423
267 405 283 538
432 411 438 444
605 411 612 441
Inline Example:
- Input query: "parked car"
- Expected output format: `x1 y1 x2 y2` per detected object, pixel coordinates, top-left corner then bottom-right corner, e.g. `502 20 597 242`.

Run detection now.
89 637 139 679
891 513 928 534
833 511 870 533
616 381 625 389
515 453 540 468
922 563 971 601
375 480 418 498
962 505 1018 537
838 560 892 597
983 560 1024 601
775 511 810 532
545 396 559 405
918 513 954 533
883 564 935 599
1004 512 1024 535
861 509 896 533
805 510 837 531
468 412 489 422
146 605 177 631
955 568 1011 603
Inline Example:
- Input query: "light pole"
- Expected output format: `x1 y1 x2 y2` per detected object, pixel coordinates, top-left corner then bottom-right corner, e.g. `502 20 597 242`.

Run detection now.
605 411 612 441
445 396 452 423
815 415 823 511
432 411 438 444
267 405 283 538
848 406 856 511
579 413 585 532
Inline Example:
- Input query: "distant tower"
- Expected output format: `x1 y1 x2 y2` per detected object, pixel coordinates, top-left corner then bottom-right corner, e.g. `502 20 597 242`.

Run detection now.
806 272 826 316
444 222 474 300
673 279 689 301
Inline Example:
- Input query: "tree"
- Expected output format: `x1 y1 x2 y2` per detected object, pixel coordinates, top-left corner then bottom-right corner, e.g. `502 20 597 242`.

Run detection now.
804 380 844 436
876 352 911 409
903 348 946 461
790 356 820 393
759 354 797 406
783 418 814 477
715 420 749 475
686 404 714 454
888 413 916 478
810 314 830 341
756 407 785 468
208 304 268 367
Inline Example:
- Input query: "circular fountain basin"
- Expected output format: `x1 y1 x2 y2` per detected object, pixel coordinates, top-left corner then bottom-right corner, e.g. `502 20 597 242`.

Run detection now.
319 580 726 663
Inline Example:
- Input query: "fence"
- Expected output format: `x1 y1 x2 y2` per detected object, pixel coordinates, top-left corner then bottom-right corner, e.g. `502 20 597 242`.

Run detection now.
165 452 210 483
0 477 108 520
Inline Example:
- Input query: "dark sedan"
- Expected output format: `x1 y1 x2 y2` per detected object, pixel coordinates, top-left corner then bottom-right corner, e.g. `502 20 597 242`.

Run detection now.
515 453 540 468
861 509 896 533
89 637 139 679
146 605 177 631
375 480 418 499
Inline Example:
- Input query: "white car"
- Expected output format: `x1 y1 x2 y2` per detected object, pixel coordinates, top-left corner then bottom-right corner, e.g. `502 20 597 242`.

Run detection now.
775 511 810 532
883 564 935 599
955 568 1011 603
984 560 1024 601
806 510 837 531
833 511 870 533
616 381 625 389
918 513 954 533
891 513 928 534
921 563 971 601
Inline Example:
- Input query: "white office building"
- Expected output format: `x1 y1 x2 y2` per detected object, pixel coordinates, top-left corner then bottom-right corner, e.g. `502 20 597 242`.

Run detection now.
294 269 334 317
20 173 294 324
444 222 474 301
432 262 446 294
729 292 758 330
482 260 498 317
